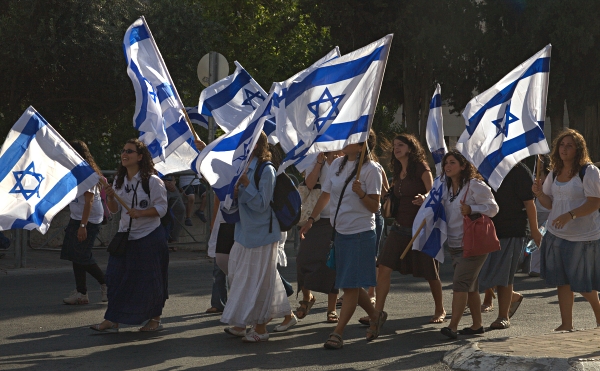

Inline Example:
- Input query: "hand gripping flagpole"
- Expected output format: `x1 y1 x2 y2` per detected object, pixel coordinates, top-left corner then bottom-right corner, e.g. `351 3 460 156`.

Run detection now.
98 179 131 213
400 218 426 260
141 16 205 148
355 34 393 181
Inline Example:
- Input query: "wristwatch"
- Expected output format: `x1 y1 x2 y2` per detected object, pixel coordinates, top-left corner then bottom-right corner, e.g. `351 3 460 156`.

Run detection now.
80 223 86 228
568 211 576 220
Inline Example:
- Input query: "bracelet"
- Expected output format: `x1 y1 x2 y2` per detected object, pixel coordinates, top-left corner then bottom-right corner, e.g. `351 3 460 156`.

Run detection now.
317 161 325 165
308 216 315 222
360 192 367 199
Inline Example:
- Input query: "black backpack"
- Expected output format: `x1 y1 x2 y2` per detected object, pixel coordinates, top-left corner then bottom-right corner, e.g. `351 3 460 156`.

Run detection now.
552 163 590 182
254 161 302 232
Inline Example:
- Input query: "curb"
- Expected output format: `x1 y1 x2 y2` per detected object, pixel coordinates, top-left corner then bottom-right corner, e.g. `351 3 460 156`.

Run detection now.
443 340 600 371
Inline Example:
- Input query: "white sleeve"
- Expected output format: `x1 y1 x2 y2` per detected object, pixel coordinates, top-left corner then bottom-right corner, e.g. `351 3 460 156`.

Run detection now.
583 165 600 198
543 171 554 201
111 179 122 213
364 164 382 195
469 179 499 217
149 176 168 218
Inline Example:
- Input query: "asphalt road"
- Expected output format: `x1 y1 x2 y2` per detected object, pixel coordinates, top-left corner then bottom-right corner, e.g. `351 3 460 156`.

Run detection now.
1 247 599 371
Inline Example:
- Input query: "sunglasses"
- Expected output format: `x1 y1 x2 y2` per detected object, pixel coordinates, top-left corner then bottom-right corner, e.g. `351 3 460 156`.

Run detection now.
121 149 139 154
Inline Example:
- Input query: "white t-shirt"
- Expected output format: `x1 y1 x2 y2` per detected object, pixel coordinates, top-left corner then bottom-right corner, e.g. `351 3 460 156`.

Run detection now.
322 158 382 235
444 179 499 248
113 173 168 240
69 185 104 224
304 160 332 219
207 210 224 258
543 166 600 241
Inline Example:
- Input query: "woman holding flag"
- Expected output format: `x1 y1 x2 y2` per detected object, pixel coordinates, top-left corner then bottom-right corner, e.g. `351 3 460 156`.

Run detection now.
439 150 498 339
300 130 382 349
373 134 446 324
90 139 169 332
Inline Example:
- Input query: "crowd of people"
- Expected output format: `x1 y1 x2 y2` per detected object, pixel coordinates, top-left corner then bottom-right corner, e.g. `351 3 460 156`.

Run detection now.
47 127 600 348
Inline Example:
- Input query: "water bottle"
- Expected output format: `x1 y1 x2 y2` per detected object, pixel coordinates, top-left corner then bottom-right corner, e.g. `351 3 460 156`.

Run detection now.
525 221 547 254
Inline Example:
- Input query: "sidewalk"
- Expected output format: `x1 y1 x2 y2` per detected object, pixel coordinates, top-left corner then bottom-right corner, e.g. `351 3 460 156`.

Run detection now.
444 328 600 370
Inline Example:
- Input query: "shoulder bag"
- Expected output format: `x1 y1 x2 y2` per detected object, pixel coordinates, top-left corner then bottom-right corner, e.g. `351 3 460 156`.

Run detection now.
107 181 138 257
462 181 501 258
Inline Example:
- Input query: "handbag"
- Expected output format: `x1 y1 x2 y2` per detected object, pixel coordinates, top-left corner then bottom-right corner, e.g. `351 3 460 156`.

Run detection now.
107 181 138 257
297 183 322 227
326 167 359 270
381 186 398 219
461 181 501 258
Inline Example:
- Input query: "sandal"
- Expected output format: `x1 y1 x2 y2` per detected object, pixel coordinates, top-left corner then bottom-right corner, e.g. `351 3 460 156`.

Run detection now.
490 317 510 330
481 304 494 313
366 311 388 341
205 307 223 314
296 296 315 319
139 318 164 332
324 332 343 349
326 311 339 323
336 296 343 308
358 316 370 326
90 320 119 333
508 295 523 318
429 311 447 324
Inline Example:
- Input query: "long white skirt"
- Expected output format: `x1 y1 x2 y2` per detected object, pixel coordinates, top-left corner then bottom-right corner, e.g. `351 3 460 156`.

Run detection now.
221 241 291 328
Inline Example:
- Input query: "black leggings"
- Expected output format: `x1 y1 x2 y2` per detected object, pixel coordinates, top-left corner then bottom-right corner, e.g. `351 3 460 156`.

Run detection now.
73 262 106 294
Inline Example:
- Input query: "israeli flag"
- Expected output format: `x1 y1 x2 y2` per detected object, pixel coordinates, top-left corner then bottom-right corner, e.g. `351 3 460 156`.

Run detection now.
154 137 199 176
274 35 392 173
197 93 274 209
186 106 208 129
124 17 192 163
426 84 447 176
0 107 100 234
456 44 551 190
412 177 447 263
198 61 276 138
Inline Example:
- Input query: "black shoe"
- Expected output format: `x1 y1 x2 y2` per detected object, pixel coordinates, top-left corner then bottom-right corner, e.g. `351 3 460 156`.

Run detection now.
441 327 458 339
195 210 207 223
458 326 485 335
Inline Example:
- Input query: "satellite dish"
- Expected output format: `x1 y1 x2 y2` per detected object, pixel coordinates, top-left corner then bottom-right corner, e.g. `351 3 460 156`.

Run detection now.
197 52 229 87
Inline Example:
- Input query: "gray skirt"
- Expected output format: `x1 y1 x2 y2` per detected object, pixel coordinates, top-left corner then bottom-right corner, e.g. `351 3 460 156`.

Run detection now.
296 218 338 294
478 237 527 291
541 232 600 293
449 247 488 292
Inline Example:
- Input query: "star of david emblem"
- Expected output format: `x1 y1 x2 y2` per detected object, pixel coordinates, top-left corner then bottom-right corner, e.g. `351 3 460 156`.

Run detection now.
232 141 252 175
492 103 519 138
142 77 157 103
241 89 265 110
307 88 345 132
9 161 45 201
425 184 444 222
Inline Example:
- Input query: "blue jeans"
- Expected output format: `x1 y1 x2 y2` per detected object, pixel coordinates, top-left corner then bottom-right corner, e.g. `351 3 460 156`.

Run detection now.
211 260 228 311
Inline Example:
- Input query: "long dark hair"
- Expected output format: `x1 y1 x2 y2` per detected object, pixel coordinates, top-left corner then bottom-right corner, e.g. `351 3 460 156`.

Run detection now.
336 129 377 183
389 133 426 180
70 140 102 176
114 138 157 189
441 149 482 191
550 128 591 178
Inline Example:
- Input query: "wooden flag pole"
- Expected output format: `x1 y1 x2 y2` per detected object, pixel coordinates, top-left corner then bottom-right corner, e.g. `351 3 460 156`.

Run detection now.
99 179 131 213
355 143 368 181
400 219 427 260
181 107 204 147
536 154 543 180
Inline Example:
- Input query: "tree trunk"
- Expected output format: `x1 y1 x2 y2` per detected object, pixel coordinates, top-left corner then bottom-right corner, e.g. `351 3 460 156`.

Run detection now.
403 51 420 136
584 103 600 162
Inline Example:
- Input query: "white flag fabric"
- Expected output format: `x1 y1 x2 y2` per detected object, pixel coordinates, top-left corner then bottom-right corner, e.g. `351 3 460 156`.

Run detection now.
0 107 100 234
154 137 199 176
456 44 551 190
198 61 278 143
197 93 274 209
123 17 192 163
412 177 447 263
274 35 392 174
426 84 447 176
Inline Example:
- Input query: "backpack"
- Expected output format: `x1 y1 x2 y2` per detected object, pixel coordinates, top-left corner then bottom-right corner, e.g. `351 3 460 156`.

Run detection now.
254 161 302 232
552 163 590 182
138 176 173 227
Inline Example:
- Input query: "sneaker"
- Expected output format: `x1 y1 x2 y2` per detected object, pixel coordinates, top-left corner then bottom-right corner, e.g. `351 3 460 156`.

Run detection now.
100 284 108 302
195 210 207 223
63 290 89 305
243 330 269 342
273 314 298 332
185 217 192 226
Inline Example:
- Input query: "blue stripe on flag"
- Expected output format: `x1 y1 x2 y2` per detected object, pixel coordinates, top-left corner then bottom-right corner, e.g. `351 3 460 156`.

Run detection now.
285 45 386 107
314 115 370 143
467 57 550 136
166 119 189 143
128 25 149 46
129 60 150 130
421 228 443 259
146 138 164 159
10 163 96 229
156 83 176 103
478 126 546 180
203 70 252 111
430 94 442 109
0 114 48 183
263 119 276 135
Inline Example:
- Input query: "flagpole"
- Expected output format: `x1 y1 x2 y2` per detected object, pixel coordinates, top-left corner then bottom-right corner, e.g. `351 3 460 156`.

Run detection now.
400 219 426 260
99 179 131 213
355 34 393 182
140 16 203 144
536 154 543 180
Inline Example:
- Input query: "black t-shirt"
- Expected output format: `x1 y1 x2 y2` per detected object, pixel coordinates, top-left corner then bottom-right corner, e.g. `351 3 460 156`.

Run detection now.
488 162 534 238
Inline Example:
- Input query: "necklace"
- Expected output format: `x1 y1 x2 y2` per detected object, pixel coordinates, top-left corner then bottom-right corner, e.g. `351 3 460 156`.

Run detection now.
449 185 462 202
